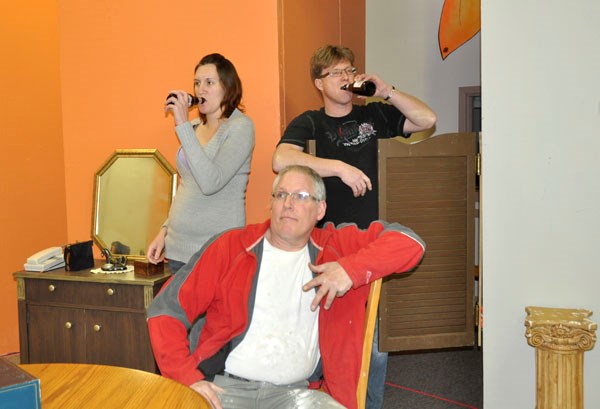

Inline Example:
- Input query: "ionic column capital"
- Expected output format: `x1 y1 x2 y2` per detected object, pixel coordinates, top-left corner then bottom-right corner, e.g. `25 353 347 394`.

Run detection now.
525 306 597 353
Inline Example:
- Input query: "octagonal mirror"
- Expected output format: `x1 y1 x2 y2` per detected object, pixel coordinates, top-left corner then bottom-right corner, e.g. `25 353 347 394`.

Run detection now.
92 149 177 261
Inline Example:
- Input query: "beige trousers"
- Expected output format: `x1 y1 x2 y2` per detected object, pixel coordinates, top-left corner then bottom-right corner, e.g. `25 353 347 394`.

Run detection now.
213 373 346 409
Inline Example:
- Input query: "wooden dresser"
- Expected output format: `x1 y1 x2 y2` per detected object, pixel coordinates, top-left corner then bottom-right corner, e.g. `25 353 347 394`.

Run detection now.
13 264 171 373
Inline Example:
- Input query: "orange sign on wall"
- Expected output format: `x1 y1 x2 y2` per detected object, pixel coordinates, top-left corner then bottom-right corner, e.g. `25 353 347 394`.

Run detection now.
439 0 481 60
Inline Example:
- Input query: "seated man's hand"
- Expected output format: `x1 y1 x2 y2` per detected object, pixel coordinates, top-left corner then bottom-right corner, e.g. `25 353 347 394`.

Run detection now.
190 380 224 409
303 262 353 311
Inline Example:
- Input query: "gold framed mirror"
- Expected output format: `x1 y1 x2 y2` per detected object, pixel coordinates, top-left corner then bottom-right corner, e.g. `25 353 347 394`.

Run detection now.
92 149 177 261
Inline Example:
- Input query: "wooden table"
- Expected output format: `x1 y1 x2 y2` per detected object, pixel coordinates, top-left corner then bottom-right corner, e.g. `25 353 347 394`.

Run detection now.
19 363 212 409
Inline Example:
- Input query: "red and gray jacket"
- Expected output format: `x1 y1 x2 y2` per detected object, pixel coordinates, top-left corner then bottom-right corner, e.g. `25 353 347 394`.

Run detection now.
147 219 425 409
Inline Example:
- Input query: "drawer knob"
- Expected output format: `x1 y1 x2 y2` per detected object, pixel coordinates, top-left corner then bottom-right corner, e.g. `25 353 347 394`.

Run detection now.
48 284 55 292
93 324 102 332
106 288 114 296
65 322 72 329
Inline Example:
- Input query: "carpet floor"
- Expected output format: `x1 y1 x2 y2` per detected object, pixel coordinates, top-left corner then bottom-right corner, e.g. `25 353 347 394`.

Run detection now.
382 347 483 409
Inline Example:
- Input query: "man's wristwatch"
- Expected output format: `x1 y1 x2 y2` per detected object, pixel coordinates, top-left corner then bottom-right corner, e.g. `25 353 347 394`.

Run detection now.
384 86 396 101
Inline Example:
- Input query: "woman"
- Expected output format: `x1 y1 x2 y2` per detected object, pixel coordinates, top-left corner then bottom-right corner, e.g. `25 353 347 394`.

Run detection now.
147 53 255 273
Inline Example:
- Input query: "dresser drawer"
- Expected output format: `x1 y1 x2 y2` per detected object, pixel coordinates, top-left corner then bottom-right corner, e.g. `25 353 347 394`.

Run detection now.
25 279 146 310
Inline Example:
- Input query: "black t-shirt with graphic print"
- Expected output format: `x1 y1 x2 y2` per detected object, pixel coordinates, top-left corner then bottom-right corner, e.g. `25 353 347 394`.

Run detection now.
278 103 409 228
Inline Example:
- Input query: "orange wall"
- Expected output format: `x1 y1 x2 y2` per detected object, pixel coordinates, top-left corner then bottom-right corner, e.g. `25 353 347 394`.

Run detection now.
0 1 280 355
278 0 365 132
0 2 68 354
59 0 281 246
0 0 360 356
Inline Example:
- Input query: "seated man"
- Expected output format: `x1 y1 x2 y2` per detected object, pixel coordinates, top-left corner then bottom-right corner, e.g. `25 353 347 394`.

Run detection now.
147 165 425 409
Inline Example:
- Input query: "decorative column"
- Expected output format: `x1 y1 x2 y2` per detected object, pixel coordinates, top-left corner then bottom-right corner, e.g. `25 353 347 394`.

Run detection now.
525 306 597 409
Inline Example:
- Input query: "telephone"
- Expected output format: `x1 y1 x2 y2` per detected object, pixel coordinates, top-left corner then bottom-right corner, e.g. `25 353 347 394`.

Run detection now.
24 246 65 272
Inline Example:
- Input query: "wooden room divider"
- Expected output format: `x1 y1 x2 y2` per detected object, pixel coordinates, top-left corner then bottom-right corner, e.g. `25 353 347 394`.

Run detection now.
378 133 478 351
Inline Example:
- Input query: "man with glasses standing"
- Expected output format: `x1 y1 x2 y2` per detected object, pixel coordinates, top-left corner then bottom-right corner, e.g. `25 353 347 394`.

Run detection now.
148 165 425 409
272 45 436 409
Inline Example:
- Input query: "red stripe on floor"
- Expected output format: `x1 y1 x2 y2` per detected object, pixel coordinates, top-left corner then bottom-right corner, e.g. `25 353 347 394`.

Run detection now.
385 381 479 409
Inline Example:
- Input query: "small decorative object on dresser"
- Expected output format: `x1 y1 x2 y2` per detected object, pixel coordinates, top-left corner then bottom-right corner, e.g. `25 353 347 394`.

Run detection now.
133 260 165 277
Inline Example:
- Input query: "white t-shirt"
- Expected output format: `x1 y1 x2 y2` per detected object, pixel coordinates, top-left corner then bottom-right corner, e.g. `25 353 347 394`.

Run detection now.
224 239 320 384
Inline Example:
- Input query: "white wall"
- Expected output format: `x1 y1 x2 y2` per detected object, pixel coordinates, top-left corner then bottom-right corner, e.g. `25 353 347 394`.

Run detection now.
368 1 600 408
482 1 600 407
366 0 480 134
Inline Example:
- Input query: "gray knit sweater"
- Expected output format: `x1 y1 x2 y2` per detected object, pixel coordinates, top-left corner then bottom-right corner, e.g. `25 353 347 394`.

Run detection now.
163 109 254 263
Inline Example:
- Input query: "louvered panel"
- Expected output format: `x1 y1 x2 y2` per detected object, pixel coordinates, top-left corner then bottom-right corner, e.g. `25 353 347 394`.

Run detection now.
421 235 467 247
378 134 476 351
391 303 465 316
395 269 465 280
419 254 467 265
388 297 466 309
392 277 466 290
392 282 466 295
390 323 467 335
391 313 466 326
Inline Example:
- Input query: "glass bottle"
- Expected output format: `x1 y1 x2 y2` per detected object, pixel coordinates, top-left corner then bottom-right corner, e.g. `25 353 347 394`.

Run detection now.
166 93 199 107
341 80 376 97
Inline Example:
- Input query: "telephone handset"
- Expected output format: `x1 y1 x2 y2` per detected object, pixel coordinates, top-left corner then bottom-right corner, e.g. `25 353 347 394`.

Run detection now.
27 247 62 264
24 246 65 272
